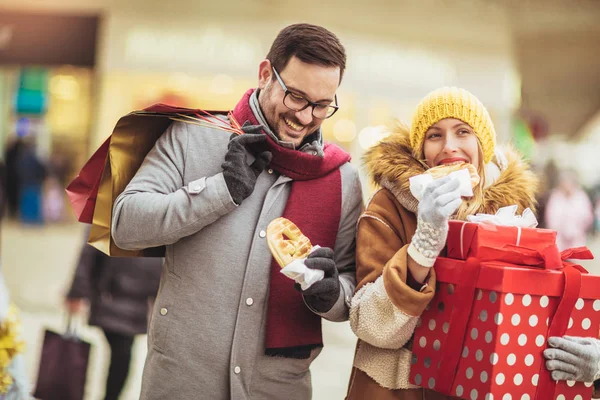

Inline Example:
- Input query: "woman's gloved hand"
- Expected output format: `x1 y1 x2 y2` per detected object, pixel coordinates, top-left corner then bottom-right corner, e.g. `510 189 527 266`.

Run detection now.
544 336 600 382
408 176 462 267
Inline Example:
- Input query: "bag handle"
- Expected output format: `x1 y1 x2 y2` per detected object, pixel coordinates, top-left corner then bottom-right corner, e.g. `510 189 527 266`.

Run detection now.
534 264 583 400
436 257 483 394
64 313 81 340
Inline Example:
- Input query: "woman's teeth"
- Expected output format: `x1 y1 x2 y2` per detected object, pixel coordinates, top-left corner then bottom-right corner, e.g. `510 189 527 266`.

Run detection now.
285 118 303 131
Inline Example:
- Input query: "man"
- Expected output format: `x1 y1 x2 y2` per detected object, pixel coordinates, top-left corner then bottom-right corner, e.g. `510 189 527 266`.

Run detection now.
111 23 363 399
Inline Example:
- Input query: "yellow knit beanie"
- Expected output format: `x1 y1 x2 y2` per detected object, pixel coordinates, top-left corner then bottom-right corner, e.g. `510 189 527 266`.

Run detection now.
410 87 496 164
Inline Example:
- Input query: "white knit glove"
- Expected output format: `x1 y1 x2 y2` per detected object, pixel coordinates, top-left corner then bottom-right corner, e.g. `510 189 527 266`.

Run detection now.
544 336 600 382
408 176 462 267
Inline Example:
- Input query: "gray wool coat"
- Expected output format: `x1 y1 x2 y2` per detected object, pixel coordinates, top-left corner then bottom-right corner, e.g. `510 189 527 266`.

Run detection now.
111 96 363 400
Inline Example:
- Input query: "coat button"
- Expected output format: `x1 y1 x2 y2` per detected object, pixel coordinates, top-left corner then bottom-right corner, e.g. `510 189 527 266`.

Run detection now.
234 366 241 374
246 298 254 306
259 230 266 238
268 169 273 174
312 151 318 155
160 308 168 316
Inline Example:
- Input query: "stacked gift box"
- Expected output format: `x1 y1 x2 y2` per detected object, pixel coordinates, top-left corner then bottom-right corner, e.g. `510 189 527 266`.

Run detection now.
409 220 600 400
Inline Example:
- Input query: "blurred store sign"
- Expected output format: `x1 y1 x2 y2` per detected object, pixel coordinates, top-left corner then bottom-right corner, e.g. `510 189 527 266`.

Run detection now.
347 40 456 89
0 12 99 67
512 117 536 160
124 27 263 72
14 68 48 115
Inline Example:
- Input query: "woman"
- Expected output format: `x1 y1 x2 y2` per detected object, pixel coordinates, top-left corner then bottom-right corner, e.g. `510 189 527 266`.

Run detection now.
544 169 594 250
66 228 163 400
346 87 538 399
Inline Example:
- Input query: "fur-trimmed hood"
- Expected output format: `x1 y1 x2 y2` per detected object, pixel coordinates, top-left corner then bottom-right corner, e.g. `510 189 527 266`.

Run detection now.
363 122 539 216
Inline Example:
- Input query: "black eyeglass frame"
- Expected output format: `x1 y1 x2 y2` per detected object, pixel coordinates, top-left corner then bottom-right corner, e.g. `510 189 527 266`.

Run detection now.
271 66 340 119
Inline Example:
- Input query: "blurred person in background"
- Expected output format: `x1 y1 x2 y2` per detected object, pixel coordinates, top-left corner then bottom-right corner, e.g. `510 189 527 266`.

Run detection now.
0 160 31 399
65 227 162 400
15 138 46 225
535 160 559 229
346 87 538 399
4 137 25 218
544 169 594 250
595 195 600 235
111 23 362 400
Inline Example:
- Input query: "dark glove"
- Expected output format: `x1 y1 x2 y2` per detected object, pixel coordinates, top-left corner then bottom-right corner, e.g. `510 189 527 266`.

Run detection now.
298 247 340 313
222 127 272 205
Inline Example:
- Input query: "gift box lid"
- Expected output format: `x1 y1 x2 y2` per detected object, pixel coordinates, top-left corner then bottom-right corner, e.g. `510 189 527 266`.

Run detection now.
446 221 557 260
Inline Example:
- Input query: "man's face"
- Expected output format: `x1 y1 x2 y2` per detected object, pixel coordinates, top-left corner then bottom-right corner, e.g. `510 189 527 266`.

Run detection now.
257 56 340 147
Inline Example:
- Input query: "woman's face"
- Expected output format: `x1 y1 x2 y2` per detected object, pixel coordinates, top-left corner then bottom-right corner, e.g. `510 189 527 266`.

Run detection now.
422 118 480 169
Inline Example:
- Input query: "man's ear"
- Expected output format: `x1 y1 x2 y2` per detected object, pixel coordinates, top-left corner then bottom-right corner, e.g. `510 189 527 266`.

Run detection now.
258 60 272 89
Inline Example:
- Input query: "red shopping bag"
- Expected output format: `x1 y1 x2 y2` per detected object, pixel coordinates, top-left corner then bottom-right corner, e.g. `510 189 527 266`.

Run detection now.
65 137 110 223
68 103 238 256
66 104 236 228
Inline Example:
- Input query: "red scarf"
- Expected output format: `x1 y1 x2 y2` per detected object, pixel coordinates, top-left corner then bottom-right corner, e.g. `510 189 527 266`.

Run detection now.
232 89 350 357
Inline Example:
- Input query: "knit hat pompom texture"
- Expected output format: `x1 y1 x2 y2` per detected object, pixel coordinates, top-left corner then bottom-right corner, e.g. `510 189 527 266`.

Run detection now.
410 87 496 164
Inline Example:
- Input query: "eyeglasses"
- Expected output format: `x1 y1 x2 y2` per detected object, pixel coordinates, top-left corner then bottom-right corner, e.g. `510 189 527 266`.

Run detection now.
271 67 339 119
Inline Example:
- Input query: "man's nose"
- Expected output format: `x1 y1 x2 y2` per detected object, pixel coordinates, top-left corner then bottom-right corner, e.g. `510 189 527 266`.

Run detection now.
295 107 314 126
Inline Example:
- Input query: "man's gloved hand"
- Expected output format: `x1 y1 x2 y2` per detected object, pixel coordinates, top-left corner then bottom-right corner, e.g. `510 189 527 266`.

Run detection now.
222 125 272 205
298 247 340 313
544 336 600 382
408 176 462 267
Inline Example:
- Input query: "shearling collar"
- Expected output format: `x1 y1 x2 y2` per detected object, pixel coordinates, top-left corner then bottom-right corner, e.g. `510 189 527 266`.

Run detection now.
363 122 538 216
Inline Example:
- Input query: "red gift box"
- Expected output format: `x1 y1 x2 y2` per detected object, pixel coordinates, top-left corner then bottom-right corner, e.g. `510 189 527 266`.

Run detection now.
409 246 600 400
446 221 558 260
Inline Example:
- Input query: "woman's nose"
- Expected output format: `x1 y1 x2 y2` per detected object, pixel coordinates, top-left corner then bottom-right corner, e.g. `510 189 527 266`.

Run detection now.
442 136 459 153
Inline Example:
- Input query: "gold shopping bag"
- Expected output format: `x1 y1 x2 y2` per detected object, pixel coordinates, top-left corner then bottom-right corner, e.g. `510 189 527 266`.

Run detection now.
86 105 240 256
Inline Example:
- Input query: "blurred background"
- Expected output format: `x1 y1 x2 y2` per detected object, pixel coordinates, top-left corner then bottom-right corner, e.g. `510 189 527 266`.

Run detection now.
1 0 600 398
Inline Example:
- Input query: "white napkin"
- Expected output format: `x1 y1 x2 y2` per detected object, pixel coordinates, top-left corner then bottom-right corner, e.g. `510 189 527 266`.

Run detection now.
409 167 474 201
467 205 538 228
280 245 324 290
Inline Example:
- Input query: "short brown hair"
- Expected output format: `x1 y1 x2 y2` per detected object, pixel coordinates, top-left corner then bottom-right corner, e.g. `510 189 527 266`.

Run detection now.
266 23 346 82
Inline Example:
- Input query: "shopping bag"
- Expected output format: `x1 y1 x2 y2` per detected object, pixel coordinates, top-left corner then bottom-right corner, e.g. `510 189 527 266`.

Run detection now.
33 317 91 400
65 137 110 223
82 104 238 257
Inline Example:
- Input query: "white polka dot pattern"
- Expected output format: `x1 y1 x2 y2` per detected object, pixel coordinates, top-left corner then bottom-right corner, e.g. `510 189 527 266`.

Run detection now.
407 281 600 400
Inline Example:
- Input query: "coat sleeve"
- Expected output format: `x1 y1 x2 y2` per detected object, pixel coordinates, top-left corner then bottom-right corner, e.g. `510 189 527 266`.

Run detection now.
350 192 435 349
111 122 237 250
311 165 364 322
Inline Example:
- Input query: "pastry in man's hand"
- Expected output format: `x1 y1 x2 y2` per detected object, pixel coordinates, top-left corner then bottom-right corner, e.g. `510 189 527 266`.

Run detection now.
267 217 313 268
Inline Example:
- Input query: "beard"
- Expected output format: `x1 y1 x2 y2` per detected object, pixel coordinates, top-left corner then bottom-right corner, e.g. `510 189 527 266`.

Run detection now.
258 85 319 147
